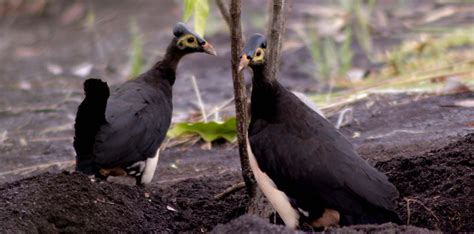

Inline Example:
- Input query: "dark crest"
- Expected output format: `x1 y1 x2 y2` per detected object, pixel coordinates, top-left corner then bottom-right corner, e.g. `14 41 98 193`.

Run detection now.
172 22 206 44
243 33 267 57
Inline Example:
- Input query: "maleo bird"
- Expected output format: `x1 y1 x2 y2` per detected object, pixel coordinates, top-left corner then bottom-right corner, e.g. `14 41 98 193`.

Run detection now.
73 23 216 185
238 34 401 229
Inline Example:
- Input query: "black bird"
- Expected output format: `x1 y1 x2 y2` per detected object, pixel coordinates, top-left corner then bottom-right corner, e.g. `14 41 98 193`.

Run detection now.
239 34 401 229
73 23 216 185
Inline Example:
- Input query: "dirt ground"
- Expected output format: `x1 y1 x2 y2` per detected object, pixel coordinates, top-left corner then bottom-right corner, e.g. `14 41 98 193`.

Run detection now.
0 0 473 233
1 92 473 233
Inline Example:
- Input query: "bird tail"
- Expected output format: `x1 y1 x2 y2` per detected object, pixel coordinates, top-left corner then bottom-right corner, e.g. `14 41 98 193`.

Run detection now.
341 209 402 226
73 78 110 174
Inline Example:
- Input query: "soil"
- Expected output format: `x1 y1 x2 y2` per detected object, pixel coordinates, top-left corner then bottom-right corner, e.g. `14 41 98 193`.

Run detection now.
0 171 247 233
212 215 434 234
1 93 472 233
378 133 474 232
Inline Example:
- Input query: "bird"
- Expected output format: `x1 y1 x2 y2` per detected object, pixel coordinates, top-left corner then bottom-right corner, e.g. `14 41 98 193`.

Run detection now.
238 34 401 229
73 22 216 185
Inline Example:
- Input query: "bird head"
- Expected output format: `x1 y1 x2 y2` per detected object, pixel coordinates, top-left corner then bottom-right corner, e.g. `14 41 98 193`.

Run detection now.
173 22 217 56
239 33 267 72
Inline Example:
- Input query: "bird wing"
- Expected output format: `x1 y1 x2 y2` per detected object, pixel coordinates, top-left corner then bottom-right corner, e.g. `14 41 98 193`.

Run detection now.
249 91 398 215
92 81 171 168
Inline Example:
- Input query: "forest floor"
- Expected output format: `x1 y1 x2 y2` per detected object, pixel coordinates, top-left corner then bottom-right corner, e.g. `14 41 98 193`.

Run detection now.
0 0 473 233
1 92 473 233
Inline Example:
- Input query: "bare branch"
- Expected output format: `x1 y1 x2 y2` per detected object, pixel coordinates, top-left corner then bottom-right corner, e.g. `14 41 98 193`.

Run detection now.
214 181 246 200
230 0 255 196
215 0 231 29
265 0 287 80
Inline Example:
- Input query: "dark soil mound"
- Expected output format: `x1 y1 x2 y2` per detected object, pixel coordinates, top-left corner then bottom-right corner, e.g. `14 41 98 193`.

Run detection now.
326 222 434 234
0 172 247 233
0 172 164 233
212 214 297 233
0 134 471 233
157 173 248 232
377 133 474 232
211 215 433 234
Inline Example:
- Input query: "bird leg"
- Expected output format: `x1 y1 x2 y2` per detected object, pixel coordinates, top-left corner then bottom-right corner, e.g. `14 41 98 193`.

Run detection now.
311 208 340 229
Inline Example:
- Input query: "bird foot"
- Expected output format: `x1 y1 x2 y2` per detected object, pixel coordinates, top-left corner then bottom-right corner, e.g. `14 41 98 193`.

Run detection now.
311 208 340 230
99 167 127 177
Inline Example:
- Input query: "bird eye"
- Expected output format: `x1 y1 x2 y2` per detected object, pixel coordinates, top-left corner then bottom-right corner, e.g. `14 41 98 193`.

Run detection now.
187 37 195 43
256 51 261 57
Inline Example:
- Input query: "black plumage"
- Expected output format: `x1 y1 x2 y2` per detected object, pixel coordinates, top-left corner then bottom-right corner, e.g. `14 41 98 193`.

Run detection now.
73 23 216 185
240 34 401 228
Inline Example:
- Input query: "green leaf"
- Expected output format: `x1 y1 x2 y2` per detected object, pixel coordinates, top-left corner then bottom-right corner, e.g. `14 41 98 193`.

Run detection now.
129 18 143 79
167 118 237 142
193 0 209 36
339 26 353 75
183 0 195 21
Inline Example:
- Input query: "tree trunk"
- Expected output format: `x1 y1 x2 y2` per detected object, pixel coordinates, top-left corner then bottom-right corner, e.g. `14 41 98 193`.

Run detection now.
229 0 255 197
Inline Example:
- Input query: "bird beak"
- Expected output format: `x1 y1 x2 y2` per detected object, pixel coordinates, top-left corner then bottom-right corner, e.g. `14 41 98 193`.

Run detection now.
238 55 249 72
202 42 217 56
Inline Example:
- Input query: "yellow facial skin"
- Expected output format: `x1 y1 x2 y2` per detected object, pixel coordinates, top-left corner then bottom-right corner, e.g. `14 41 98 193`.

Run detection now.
252 48 265 64
238 47 266 72
176 34 199 49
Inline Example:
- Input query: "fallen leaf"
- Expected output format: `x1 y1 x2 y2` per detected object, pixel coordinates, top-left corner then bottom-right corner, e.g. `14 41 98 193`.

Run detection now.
0 131 8 144
420 6 457 24
166 205 178 212
346 68 368 83
464 122 474 127
72 63 93 77
19 137 28 146
59 1 85 25
46 63 63 75
14 47 40 58
352 132 361 138
453 99 474 108
18 80 32 90
437 77 471 94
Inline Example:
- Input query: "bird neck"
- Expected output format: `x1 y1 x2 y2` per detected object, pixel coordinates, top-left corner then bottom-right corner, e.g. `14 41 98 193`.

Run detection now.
250 62 280 120
250 61 276 87
148 38 185 86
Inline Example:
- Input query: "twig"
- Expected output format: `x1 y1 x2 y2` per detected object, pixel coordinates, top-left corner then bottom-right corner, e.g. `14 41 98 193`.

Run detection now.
335 107 353 129
157 168 235 184
265 0 287 81
405 198 412 225
404 197 440 226
215 0 231 29
0 160 75 177
190 75 207 122
29 136 73 142
366 129 425 140
338 68 472 99
214 181 246 200
205 97 235 120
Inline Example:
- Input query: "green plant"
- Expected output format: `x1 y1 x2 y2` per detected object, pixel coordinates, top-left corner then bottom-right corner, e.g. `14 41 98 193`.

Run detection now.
383 26 474 76
167 118 237 142
339 0 374 58
298 25 353 82
128 18 143 79
183 0 210 36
